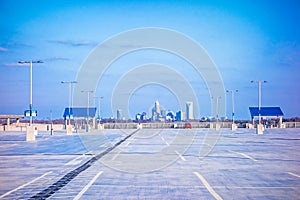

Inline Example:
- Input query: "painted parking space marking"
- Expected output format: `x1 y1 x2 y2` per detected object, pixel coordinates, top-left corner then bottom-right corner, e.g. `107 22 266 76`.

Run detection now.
73 171 103 200
175 150 186 161
29 130 140 199
99 142 111 147
111 151 121 161
194 172 223 200
65 151 92 166
124 141 131 147
0 171 52 199
288 172 300 178
65 159 82 166
160 135 170 146
229 150 258 162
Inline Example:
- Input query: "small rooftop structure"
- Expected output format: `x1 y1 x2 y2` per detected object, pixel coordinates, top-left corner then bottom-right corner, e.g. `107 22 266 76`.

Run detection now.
0 115 24 126
63 107 96 119
0 115 24 119
249 107 284 128
249 107 284 118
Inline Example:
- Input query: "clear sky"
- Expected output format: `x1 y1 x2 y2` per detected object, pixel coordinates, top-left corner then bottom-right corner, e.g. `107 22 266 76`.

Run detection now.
0 0 299 120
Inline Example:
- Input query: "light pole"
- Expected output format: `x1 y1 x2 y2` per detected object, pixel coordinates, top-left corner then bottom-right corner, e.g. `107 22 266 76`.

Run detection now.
81 90 94 123
94 96 103 119
50 110 53 135
61 81 77 125
226 90 238 124
212 96 221 130
251 80 267 125
18 60 43 126
212 96 221 122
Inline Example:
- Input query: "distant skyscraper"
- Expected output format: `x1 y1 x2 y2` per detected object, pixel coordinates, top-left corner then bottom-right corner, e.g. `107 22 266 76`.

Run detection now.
176 111 186 121
136 113 141 121
152 100 161 121
117 109 122 121
186 101 194 120
141 112 147 121
155 100 160 114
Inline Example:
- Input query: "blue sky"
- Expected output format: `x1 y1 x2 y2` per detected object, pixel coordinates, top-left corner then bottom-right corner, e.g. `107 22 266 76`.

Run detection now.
0 0 299 120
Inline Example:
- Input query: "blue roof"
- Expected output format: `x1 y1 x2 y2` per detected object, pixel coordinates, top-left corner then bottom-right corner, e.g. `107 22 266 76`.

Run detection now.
249 107 283 117
63 107 96 118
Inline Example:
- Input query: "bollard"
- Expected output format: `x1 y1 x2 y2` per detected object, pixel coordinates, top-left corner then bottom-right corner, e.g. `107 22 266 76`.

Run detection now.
34 127 38 136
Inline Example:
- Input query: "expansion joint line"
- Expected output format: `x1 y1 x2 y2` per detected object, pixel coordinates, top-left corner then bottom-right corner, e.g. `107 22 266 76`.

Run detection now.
28 129 140 199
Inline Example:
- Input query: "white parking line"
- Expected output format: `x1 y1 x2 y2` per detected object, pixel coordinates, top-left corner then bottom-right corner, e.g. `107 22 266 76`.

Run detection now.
288 172 300 178
73 171 103 200
65 160 82 166
229 150 258 162
160 136 170 146
124 141 131 147
65 151 92 166
111 151 121 161
99 142 110 147
194 172 223 200
175 150 186 161
0 171 52 199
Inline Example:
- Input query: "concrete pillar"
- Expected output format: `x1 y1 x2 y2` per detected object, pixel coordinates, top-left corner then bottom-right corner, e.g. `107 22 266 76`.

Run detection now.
137 123 143 129
66 124 73 135
231 123 237 131
92 117 96 129
98 124 104 130
26 125 35 141
215 123 220 130
256 124 264 134
279 116 283 128
6 118 10 126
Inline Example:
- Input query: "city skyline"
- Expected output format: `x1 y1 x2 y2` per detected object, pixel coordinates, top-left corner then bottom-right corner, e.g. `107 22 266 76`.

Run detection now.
1 0 299 120
135 100 194 122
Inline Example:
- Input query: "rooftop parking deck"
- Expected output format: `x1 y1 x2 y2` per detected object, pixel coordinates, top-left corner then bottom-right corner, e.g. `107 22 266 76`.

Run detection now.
0 128 299 199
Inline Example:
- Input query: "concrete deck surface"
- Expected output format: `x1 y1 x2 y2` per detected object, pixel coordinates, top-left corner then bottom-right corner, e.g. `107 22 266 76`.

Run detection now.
0 128 299 199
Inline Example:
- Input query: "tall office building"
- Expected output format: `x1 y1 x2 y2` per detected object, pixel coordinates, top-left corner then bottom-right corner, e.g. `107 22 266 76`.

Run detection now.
155 100 160 114
176 111 186 121
186 101 194 120
152 100 161 121
117 109 122 121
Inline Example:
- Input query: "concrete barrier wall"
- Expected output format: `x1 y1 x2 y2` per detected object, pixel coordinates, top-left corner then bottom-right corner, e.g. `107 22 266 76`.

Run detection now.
1 122 299 131
0 123 64 131
102 122 234 129
284 122 300 128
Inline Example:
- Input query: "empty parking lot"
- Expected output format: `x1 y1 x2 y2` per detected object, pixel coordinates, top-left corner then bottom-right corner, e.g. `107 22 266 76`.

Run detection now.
0 128 299 199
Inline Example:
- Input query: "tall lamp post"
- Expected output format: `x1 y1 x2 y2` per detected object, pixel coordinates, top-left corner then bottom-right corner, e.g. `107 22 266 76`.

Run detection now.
251 80 267 134
81 90 94 130
226 90 238 130
18 60 43 141
212 96 221 122
94 96 104 119
212 96 221 130
61 81 77 125
18 60 43 126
